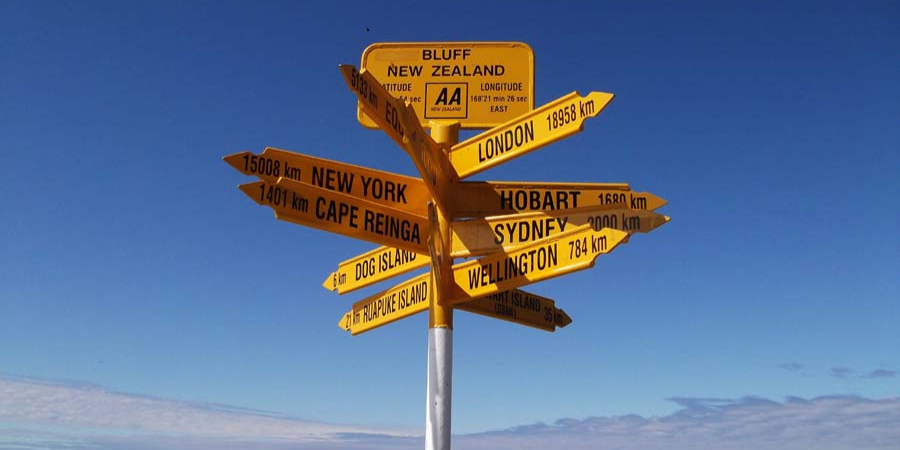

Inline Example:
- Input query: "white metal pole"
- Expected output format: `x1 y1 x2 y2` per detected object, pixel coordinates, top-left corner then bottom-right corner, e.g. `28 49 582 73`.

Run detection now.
426 327 452 450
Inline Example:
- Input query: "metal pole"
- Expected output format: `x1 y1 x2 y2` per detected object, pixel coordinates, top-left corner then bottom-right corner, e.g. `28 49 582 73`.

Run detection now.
425 121 459 450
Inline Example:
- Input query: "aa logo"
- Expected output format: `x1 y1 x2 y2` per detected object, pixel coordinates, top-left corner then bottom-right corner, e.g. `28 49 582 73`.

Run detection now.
434 87 461 106
425 83 467 119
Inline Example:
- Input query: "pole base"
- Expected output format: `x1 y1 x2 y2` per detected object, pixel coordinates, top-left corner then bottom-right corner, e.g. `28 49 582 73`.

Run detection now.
425 327 452 450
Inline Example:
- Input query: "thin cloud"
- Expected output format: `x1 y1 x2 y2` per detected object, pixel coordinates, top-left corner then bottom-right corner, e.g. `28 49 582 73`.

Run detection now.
862 369 897 379
0 375 414 449
2 375 899 450
778 363 804 371
459 395 900 450
830 367 854 379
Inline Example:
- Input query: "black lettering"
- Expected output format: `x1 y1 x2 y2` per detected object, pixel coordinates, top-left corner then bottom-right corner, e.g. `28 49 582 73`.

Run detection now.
290 192 308 212
449 88 461 105
431 87 462 106
387 65 423 77
363 210 421 243
315 197 326 220
282 162 301 180
500 190 514 211
477 120 534 162
493 223 505 245
395 183 407 203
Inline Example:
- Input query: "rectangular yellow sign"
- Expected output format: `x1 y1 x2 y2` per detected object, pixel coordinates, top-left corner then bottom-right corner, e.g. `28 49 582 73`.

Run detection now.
456 289 571 332
339 64 457 208
449 91 614 179
450 225 629 302
239 178 429 255
449 182 667 217
450 207 669 257
323 245 429 295
360 42 534 129
224 147 432 216
340 272 432 335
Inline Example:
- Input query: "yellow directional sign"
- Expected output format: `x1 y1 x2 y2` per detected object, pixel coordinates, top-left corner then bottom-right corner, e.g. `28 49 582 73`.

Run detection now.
339 272 431 335
340 225 627 335
224 147 432 216
450 207 668 257
449 92 615 179
239 178 429 255
450 225 628 302
323 245 429 295
359 42 535 129
457 289 571 332
449 181 667 217
321 182 667 290
339 65 457 207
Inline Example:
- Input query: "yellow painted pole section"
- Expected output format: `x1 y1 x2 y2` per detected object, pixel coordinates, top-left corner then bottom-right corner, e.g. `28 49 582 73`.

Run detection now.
429 122 459 329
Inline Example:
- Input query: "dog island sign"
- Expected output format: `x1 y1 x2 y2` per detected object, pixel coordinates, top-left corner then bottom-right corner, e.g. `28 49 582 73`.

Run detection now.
358 42 534 129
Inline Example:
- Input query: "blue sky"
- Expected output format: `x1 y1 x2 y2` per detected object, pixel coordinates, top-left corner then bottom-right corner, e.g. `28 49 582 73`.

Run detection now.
1 0 898 448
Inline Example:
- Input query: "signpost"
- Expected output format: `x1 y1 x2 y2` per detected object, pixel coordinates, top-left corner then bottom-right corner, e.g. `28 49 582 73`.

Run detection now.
322 185 665 292
449 91 615 178
450 207 669 257
323 245 429 295
456 289 571 332
321 202 662 293
340 272 432 335
359 42 534 129
341 287 571 335
226 42 669 450
239 178 430 255
225 147 433 216
339 65 458 209
336 225 629 334
449 181 668 216
449 225 629 301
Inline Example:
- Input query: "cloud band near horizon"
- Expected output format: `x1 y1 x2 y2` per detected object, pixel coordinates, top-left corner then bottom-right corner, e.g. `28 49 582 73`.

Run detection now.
1 374 898 450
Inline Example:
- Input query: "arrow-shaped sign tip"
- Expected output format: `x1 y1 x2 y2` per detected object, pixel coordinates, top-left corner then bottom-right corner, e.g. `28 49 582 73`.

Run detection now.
338 312 352 331
587 91 615 107
652 193 669 210
608 228 630 246
338 64 356 81
222 152 248 172
557 309 573 328
322 273 338 292
646 213 672 232
237 181 265 205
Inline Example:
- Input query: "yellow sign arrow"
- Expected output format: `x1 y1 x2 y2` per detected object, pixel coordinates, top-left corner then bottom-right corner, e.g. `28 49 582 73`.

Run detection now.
323 245 429 295
450 207 669 257
450 225 628 302
340 225 628 335
449 181 667 217
456 289 571 332
338 65 458 208
321 183 667 292
339 272 432 335
224 147 432 216
338 225 628 334
239 178 429 255
449 91 614 179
